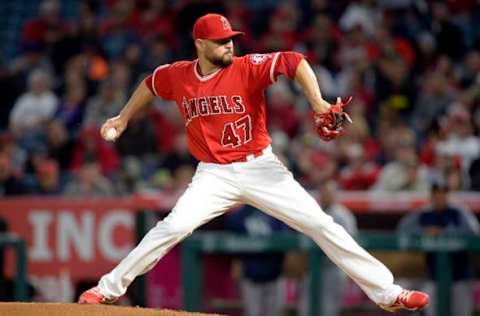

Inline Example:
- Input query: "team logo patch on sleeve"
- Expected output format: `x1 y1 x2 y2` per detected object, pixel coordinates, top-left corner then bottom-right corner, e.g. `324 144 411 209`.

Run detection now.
249 54 271 65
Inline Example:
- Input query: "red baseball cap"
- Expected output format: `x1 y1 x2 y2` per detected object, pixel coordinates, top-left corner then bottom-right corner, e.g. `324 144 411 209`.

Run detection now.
193 13 245 40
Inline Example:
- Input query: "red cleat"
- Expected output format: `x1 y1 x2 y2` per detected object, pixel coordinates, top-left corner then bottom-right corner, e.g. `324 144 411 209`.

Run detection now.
78 286 117 304
380 290 430 312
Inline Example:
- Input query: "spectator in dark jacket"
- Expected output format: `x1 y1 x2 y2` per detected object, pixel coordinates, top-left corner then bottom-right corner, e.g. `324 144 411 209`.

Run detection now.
226 205 289 316
398 181 479 316
0 153 27 196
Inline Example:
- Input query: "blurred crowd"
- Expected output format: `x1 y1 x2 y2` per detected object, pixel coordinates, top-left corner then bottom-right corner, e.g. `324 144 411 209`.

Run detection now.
1 0 480 198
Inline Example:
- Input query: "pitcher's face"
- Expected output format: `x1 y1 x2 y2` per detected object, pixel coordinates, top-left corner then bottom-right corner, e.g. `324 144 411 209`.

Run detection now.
197 38 234 67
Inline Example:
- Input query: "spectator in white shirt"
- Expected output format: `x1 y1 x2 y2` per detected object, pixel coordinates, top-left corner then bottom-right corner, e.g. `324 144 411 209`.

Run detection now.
9 69 58 144
373 144 430 193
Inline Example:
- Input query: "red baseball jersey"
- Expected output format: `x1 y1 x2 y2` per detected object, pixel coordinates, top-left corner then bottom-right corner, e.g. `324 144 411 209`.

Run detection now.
145 51 303 164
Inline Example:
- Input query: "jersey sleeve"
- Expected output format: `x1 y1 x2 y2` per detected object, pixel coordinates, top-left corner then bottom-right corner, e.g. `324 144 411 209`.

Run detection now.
145 64 174 100
243 51 304 91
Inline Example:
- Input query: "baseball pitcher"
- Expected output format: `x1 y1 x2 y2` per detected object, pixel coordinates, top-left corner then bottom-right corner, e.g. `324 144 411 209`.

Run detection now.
79 13 429 312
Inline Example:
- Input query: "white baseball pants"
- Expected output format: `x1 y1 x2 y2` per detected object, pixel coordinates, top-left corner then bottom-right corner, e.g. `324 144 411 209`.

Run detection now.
98 146 402 305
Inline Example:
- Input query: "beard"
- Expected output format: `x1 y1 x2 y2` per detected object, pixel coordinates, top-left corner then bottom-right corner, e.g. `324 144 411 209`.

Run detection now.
208 52 233 67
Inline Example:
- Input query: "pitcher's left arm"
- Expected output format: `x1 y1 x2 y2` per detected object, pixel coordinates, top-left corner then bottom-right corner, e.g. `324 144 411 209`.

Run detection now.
294 58 352 141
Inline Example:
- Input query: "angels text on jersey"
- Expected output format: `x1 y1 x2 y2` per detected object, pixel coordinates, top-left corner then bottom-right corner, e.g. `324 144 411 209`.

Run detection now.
181 95 246 126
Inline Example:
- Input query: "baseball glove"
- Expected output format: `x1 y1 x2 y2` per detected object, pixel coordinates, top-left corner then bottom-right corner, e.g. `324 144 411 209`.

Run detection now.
314 96 353 141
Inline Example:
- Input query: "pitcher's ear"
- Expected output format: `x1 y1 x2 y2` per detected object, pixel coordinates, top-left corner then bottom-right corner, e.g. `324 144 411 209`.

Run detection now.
194 39 204 51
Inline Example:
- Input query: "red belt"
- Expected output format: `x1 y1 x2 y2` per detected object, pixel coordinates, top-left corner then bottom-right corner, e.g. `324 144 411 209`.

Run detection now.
231 149 265 163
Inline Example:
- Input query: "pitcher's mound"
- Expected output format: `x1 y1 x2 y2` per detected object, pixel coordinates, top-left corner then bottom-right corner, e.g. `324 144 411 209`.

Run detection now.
0 303 224 316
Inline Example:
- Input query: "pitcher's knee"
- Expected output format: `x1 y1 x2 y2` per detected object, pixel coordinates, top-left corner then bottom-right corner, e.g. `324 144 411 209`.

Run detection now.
155 219 194 237
301 214 334 235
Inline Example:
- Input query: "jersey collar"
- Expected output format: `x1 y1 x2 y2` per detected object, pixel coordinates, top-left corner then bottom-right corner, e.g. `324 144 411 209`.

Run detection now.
194 60 223 82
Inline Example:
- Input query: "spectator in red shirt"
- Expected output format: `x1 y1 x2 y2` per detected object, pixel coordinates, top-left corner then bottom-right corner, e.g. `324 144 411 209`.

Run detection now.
22 0 67 52
339 142 380 190
70 128 119 176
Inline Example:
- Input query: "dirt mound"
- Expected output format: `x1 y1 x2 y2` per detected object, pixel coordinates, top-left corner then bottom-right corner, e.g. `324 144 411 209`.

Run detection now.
0 303 225 316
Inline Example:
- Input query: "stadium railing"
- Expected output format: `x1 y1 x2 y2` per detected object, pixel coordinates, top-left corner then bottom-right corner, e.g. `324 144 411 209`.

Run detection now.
0 234 27 301
181 232 480 316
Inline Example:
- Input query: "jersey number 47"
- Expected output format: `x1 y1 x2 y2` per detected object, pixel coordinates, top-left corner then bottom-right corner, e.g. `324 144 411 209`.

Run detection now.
221 114 252 148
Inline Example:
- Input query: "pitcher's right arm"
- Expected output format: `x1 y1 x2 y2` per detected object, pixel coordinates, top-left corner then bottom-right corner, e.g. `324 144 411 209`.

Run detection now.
100 78 155 141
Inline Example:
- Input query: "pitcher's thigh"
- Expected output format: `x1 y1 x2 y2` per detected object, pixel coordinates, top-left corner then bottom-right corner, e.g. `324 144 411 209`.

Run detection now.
162 171 243 235
245 175 331 233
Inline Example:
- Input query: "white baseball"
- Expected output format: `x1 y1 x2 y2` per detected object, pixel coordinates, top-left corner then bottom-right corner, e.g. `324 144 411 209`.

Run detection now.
105 128 117 141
